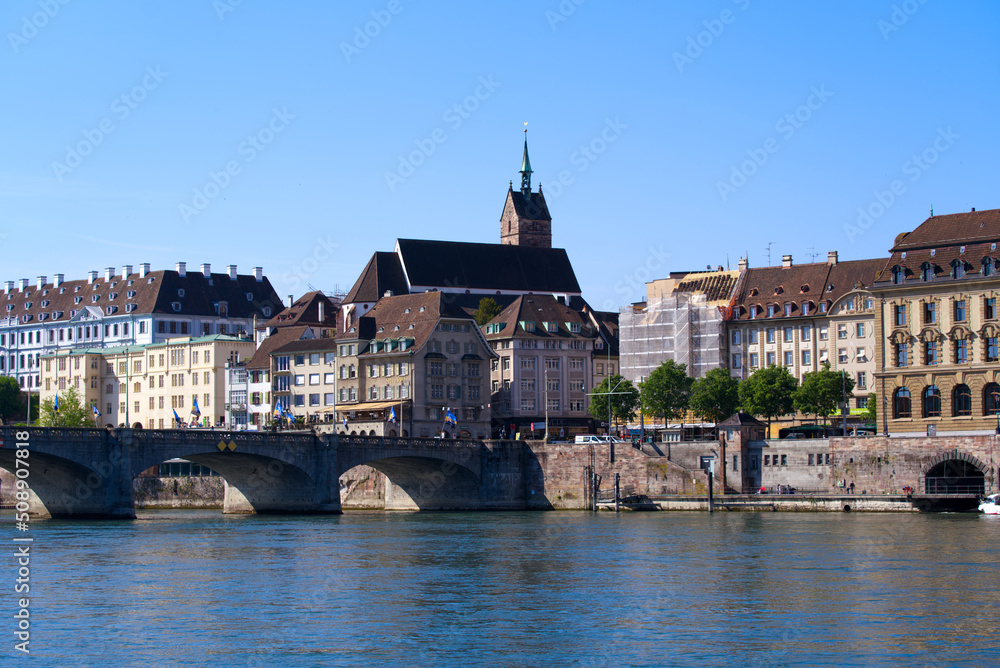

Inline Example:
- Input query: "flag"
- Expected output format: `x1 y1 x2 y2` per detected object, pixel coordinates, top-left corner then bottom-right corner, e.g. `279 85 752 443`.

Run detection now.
445 410 458 426
388 406 396 424
342 416 348 428
192 397 201 418
93 404 101 418
172 408 181 423
274 402 284 418
54 395 60 414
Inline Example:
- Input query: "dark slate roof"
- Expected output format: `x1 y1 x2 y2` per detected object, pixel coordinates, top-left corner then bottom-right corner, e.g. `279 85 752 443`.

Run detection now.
730 258 885 321
396 239 581 294
506 187 551 221
892 208 1000 250
246 325 311 369
271 337 339 355
1 268 281 326
718 412 766 427
263 291 339 329
343 252 408 305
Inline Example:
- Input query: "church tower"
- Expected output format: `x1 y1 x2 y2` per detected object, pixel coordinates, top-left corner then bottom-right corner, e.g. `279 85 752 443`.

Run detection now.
500 128 552 248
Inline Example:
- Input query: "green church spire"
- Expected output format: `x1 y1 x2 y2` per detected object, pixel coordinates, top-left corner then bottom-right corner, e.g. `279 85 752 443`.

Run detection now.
520 124 532 198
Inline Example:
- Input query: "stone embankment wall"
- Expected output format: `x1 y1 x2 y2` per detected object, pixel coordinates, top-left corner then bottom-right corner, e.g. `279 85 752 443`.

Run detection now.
133 476 224 508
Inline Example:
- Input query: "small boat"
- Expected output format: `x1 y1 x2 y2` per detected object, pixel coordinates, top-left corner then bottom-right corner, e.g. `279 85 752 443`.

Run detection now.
979 494 1000 515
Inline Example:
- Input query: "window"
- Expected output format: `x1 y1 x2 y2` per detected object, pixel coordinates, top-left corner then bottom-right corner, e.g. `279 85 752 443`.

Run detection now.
766 352 776 366
893 387 911 418
749 306 758 319
783 351 793 367
468 386 480 400
954 300 966 322
547 398 560 411
921 263 934 282
732 330 742 345
986 297 997 320
521 358 535 370
766 305 775 318
749 353 759 368
983 258 996 277
766 328 775 344
818 326 828 341
856 347 867 363
838 349 848 364
545 358 560 370
748 330 758 344
856 371 866 389
780 455 787 467
953 384 972 417
801 350 811 365
837 324 847 339
856 323 865 337
924 301 936 324
800 325 811 340
520 378 535 391
984 383 1000 416
925 341 938 365
732 354 742 369
895 342 909 367
952 260 965 279
922 386 941 418
324 393 335 406
309 374 319 385
520 398 535 412
783 303 792 317
892 266 904 284
894 304 906 327
955 339 968 364
987 337 999 363
783 327 792 343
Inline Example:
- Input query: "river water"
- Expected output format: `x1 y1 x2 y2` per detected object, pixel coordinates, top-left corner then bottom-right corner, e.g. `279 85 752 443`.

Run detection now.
14 510 1000 667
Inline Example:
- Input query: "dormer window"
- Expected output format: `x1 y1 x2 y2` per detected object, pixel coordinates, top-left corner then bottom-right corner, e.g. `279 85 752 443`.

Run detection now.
802 302 811 316
41 300 49 307
404 308 411 314
783 303 792 317
419 306 425 312
951 260 965 279
147 277 154 284
109 292 117 300
127 291 136 299
125 304 136 313
766 305 775 318
378 326 384 333
546 322 558 333
920 262 934 282
393 325 400 331
171 302 181 312
523 321 535 332
245 292 254 301
42 290 48 296
74 297 82 304
59 288 65 294
819 302 828 314
983 258 996 277
773 286 783 295
74 286 81 292
891 265 904 284
106 306 117 315
128 280 134 286
91 295 100 303
23 302 31 310
749 288 759 297
177 289 185 298
262 307 272 317
749 305 758 319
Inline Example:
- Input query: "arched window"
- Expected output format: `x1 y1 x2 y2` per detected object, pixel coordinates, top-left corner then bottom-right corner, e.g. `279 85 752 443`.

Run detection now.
893 387 911 419
922 385 941 418
921 263 934 282
891 265 904 284
952 384 972 417
984 383 1000 416
983 257 995 277
951 260 965 279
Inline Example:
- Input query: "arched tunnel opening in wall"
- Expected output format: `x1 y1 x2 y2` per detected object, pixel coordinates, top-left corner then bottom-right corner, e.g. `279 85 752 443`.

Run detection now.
0 450 128 519
341 456 481 511
925 459 985 495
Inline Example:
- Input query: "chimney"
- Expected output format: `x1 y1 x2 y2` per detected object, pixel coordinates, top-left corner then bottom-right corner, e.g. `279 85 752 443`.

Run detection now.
122 264 133 278
54 274 64 287
782 255 793 268
738 258 748 272
3 281 13 294
287 295 294 308
88 271 98 284
227 264 238 280
104 267 115 282
18 279 29 291
827 251 838 266
176 262 187 277
253 266 263 282
36 276 47 290
201 263 211 278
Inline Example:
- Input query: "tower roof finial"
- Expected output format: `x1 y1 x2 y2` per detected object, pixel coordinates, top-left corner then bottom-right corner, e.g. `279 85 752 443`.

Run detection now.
520 123 532 197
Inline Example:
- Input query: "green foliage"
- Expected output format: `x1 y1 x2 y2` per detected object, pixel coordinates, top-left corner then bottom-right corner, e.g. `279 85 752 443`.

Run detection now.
588 374 640 428
473 297 502 326
0 376 23 422
865 393 877 424
689 367 741 424
640 360 693 423
738 365 799 429
38 386 94 427
792 362 855 425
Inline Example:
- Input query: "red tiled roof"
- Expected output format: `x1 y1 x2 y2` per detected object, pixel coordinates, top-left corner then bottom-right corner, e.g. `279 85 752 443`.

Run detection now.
892 208 1000 250
246 326 311 369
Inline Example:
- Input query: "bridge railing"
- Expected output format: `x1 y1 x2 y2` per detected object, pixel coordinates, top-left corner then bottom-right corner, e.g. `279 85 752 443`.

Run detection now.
0 426 110 444
337 435 482 449
134 430 317 448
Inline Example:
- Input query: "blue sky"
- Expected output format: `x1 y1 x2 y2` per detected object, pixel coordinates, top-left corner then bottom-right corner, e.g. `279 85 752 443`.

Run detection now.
2 0 997 312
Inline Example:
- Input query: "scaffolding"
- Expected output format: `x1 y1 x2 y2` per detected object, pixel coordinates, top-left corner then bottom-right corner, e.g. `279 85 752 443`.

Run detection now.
619 292 725 384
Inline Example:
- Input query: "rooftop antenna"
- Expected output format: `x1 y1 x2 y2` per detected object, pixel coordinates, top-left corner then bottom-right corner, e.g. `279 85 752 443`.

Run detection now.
726 254 730 271
807 247 820 263
765 241 775 267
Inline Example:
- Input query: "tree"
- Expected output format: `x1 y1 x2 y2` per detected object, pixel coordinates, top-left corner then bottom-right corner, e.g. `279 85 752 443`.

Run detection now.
793 363 855 425
864 393 878 425
738 365 799 433
689 367 741 424
38 386 93 427
640 360 693 425
0 376 23 422
473 297 501 326
588 374 640 432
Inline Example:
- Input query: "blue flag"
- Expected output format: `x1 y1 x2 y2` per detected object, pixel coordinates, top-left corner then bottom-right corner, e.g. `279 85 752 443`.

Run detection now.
342 416 348 427
389 406 396 424
173 408 181 423
445 410 458 426
93 404 101 417
192 397 201 417
54 395 60 414
274 402 284 418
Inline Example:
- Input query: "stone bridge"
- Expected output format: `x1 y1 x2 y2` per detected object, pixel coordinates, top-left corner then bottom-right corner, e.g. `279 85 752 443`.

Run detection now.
0 427 522 519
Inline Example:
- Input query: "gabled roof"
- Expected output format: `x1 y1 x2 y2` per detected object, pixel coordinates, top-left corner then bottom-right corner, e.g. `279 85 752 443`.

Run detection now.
352 292 477 356
718 412 766 427
271 337 339 356
246 325 311 369
343 252 408 305
263 291 339 329
396 239 580 294
505 187 551 222
482 294 595 341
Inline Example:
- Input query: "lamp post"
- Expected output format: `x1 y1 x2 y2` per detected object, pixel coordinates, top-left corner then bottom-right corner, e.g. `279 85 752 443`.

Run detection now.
588 376 630 464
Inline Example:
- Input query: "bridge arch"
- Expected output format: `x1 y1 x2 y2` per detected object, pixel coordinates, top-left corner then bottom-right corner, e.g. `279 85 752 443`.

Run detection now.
921 451 988 495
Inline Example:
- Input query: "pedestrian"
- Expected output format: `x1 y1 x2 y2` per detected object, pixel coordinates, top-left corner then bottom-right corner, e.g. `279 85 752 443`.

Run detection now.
849 481 855 495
